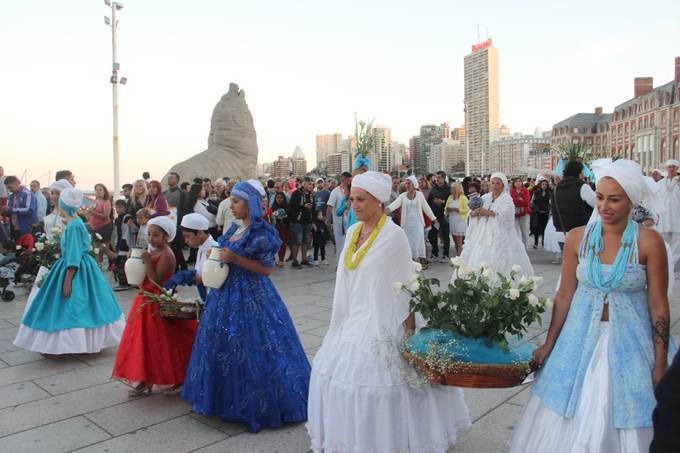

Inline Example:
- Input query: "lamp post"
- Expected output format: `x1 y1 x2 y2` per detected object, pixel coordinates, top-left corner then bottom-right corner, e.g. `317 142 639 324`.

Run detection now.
463 101 470 176
105 0 126 199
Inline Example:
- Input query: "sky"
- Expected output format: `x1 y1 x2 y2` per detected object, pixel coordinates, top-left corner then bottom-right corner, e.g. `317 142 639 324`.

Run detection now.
2 0 679 189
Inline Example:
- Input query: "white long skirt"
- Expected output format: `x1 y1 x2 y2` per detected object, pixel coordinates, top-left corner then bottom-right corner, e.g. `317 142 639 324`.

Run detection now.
13 267 125 355
543 216 564 254
509 322 652 453
403 222 427 260
308 341 471 453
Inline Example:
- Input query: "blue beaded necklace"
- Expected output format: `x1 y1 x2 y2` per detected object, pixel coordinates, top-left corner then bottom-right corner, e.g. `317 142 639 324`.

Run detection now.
585 219 637 294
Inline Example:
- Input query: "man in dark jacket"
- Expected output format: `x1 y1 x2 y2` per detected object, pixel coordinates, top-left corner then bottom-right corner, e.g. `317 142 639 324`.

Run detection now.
427 171 450 263
1 176 38 240
650 352 680 452
163 172 188 271
551 160 595 263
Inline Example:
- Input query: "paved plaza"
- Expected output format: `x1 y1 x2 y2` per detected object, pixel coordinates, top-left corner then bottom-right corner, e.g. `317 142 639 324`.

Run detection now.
0 249 678 453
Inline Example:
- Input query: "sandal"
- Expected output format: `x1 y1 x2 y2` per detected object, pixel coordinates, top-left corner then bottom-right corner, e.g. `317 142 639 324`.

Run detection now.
128 382 151 397
161 384 183 395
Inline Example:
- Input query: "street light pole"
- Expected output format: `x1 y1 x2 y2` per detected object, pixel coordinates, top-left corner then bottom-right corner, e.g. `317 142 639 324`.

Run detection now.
105 1 125 199
464 101 470 177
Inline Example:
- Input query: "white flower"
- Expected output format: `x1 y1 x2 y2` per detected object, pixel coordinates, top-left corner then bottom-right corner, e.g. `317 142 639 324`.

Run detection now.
54 254 60 259
451 256 465 267
95 233 103 240
531 276 543 288
393 282 404 294
411 261 423 273
409 280 420 292
511 265 522 274
519 276 530 287
482 268 494 279
16 245 22 250
508 288 520 300
93 248 100 254
457 265 470 279
478 261 489 270
51 226 62 234
35 242 45 251
528 294 539 306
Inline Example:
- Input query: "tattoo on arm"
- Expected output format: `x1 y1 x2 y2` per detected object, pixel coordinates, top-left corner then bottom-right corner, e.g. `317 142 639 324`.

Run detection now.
652 316 670 350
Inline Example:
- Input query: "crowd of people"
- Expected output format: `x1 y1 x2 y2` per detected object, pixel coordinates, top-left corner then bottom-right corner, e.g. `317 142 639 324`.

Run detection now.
1 159 679 452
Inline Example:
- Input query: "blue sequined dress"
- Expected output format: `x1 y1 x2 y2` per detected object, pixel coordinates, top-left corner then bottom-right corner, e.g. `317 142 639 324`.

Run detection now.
182 222 311 433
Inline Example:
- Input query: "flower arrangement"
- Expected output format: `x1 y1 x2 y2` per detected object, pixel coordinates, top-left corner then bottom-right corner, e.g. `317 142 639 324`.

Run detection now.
131 280 202 320
353 114 375 171
396 258 548 388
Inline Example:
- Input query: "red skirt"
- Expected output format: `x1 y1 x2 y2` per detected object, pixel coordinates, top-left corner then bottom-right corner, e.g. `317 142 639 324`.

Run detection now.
112 291 198 386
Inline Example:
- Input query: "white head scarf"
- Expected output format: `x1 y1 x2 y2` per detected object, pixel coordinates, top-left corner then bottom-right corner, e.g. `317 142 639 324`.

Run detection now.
50 179 73 193
597 159 659 207
148 216 177 242
407 175 418 188
666 159 680 168
180 212 209 231
352 171 392 203
58 188 84 217
246 179 266 197
490 172 508 189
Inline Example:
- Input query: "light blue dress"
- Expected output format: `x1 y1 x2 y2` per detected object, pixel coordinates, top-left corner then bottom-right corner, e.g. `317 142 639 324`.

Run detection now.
532 222 678 428
21 217 123 332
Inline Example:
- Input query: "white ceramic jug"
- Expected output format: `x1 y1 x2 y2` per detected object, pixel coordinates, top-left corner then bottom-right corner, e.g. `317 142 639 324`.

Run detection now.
202 246 229 289
125 247 146 285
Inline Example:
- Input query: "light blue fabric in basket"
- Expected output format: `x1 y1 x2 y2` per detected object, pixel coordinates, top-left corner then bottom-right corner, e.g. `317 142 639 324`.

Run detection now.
405 329 534 365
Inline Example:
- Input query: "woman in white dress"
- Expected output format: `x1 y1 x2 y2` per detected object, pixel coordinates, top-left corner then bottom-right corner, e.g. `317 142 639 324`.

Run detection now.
386 175 437 267
446 181 469 257
509 159 677 453
461 172 533 276
308 172 470 453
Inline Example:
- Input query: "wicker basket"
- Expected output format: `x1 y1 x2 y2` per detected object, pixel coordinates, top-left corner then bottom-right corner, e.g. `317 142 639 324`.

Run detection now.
403 351 537 389
158 301 201 320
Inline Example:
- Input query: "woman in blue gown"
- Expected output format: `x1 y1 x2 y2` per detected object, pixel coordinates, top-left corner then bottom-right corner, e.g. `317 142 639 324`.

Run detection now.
182 181 310 433
14 188 125 355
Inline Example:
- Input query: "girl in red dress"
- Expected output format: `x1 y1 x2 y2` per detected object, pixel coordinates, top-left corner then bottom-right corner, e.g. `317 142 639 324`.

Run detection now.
112 216 197 396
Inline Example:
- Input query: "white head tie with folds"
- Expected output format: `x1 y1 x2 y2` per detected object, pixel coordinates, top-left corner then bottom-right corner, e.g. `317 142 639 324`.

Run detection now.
148 216 177 242
352 171 392 203
597 159 658 207
490 172 508 189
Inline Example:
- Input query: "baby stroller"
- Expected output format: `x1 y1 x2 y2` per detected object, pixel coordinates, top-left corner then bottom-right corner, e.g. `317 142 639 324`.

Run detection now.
0 258 18 302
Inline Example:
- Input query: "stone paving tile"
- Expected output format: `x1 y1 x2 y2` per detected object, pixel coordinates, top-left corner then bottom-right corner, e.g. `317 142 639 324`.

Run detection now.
0 381 129 437
33 364 115 396
194 422 310 453
0 356 86 387
0 380 51 410
75 415 227 453
187 413 247 436
0 416 110 453
0 348 46 366
73 348 119 367
0 326 19 341
293 317 328 334
0 360 6 369
450 402 524 453
86 393 192 436
0 338 21 354
463 386 527 422
303 325 329 338
0 319 15 329
298 333 323 351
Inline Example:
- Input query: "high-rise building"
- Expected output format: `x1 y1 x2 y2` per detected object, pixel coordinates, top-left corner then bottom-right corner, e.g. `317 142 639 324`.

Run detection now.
428 138 466 175
414 123 450 175
290 146 307 177
326 153 343 176
316 133 342 168
490 133 550 177
409 136 421 174
272 156 290 178
366 126 392 172
464 39 499 176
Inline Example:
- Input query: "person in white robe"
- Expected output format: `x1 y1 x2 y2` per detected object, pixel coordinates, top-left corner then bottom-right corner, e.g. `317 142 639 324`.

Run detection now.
307 171 470 453
656 159 680 269
460 172 534 277
386 175 437 264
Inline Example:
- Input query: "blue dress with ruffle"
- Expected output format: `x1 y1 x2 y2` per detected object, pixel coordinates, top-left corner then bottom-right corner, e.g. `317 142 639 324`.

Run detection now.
182 222 311 432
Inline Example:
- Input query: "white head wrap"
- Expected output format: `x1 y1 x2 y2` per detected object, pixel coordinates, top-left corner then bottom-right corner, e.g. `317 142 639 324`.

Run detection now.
180 213 209 231
246 179 266 197
597 159 659 207
352 171 392 203
59 188 83 209
148 216 176 242
50 179 73 193
490 172 508 189
407 175 418 188
666 159 680 168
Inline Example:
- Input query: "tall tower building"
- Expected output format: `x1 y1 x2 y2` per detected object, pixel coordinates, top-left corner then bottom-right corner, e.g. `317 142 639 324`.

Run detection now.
316 133 342 168
464 39 499 176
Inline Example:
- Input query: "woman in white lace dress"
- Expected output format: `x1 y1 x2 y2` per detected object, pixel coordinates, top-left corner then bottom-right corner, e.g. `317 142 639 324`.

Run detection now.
461 172 533 276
